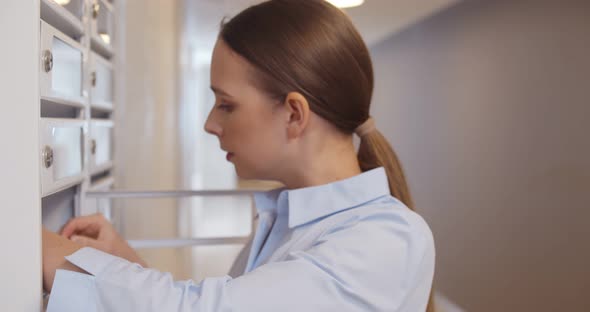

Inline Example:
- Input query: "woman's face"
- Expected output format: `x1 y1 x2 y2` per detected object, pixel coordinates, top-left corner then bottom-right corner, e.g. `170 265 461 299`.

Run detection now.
205 39 288 180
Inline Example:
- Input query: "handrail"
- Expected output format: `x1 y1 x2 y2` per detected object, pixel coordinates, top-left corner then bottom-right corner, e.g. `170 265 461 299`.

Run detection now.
128 237 251 249
86 189 264 199
87 189 261 249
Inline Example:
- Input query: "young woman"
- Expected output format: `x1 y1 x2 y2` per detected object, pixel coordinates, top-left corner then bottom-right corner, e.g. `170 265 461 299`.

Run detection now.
42 0 435 311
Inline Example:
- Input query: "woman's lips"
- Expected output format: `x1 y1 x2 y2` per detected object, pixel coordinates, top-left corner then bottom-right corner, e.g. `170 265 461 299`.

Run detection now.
226 152 234 161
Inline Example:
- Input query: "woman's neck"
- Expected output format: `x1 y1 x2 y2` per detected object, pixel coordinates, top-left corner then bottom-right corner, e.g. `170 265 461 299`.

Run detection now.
280 136 362 190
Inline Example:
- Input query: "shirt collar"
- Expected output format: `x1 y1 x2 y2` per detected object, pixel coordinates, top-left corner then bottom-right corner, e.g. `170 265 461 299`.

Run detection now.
253 167 391 229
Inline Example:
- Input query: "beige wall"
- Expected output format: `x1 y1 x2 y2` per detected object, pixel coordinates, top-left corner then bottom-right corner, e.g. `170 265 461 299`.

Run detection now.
370 0 590 311
113 0 250 281
114 0 185 277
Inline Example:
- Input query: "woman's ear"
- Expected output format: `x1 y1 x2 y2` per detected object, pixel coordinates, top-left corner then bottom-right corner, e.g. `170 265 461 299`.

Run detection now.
283 92 310 139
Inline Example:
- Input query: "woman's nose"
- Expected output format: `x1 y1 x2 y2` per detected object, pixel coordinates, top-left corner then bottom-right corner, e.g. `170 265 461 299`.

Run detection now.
204 113 222 137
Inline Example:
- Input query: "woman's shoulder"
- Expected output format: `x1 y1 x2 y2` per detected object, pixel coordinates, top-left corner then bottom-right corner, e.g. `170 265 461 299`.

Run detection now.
329 195 431 234
316 195 435 256
369 195 434 239
304 195 435 302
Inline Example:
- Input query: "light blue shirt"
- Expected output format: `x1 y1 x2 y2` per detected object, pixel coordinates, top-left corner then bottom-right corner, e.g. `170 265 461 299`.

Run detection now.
47 167 435 311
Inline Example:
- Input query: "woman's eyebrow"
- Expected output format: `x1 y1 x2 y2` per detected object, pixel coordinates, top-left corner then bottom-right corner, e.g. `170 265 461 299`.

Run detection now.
210 86 233 98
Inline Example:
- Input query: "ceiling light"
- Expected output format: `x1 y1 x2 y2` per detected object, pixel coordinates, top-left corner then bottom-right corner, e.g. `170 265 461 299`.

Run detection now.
325 0 365 9
99 33 111 45
53 0 71 5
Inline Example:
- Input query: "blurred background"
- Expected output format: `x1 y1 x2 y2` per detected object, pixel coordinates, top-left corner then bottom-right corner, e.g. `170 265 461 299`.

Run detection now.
111 0 590 311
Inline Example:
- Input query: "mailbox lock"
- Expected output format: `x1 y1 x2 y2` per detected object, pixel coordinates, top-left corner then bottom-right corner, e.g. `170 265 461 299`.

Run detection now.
91 72 97 87
42 50 53 72
91 139 97 155
42 146 54 168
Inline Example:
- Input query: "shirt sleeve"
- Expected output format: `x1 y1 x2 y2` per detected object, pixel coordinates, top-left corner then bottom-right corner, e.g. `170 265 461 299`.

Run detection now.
47 247 233 312
47 211 434 312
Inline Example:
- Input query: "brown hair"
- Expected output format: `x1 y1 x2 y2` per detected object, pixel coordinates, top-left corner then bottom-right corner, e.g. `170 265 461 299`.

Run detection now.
220 1 434 310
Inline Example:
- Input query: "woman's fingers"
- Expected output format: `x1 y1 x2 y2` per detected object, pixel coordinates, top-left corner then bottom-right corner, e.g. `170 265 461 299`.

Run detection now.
60 213 107 238
70 235 106 251
58 214 147 266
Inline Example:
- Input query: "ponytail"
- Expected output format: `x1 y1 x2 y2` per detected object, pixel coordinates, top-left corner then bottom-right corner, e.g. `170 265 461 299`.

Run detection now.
357 129 414 209
356 124 436 312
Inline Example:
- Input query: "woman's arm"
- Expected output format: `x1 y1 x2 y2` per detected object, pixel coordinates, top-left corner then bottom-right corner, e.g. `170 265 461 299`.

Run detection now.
43 213 149 291
46 214 433 312
42 228 86 292
43 212 147 295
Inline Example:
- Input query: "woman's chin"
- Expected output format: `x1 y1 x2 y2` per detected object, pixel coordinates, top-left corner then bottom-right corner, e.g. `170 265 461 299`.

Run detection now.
234 166 248 179
234 166 261 181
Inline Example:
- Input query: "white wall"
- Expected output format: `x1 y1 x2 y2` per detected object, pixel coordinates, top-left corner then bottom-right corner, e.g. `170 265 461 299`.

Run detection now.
0 1 42 311
369 0 590 311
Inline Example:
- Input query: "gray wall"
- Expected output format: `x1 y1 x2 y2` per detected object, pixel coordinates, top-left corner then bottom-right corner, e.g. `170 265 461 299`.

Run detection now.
369 0 590 311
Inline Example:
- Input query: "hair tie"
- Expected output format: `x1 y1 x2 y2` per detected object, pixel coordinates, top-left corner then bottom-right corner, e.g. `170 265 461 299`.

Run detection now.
355 117 376 137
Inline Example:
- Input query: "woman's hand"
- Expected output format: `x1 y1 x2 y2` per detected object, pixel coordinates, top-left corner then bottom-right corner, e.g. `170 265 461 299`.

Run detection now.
61 213 148 267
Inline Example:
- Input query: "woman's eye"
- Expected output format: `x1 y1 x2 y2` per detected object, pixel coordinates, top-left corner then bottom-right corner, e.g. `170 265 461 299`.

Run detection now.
217 104 234 112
